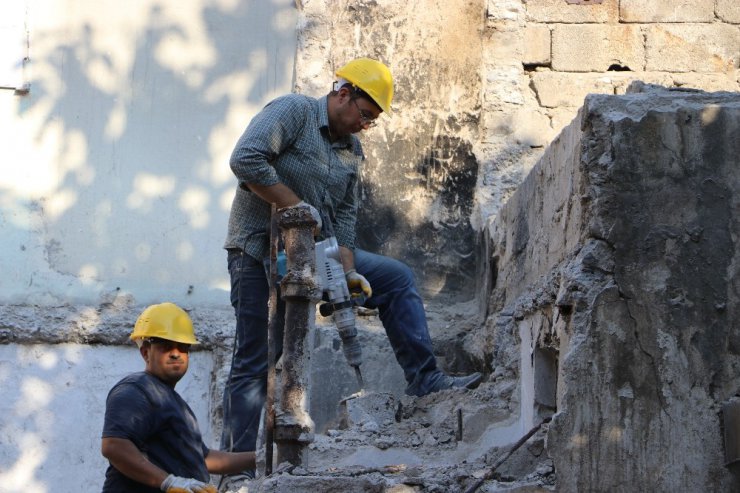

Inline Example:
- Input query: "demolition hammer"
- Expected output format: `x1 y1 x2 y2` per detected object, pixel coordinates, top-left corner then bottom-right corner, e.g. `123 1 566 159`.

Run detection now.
314 236 365 389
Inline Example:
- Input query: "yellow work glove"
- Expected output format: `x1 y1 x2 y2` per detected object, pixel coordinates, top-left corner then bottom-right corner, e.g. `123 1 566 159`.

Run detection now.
160 474 217 493
345 269 372 299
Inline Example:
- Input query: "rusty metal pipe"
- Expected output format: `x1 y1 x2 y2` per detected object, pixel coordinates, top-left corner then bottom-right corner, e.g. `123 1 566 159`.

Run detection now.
273 204 320 467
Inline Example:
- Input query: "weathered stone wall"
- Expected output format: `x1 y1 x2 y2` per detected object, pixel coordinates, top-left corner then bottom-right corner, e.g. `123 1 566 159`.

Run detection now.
296 0 487 297
478 86 740 491
295 0 740 298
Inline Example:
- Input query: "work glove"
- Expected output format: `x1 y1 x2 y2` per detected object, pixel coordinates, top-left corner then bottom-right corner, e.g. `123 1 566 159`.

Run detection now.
345 269 372 299
160 474 217 493
296 200 322 233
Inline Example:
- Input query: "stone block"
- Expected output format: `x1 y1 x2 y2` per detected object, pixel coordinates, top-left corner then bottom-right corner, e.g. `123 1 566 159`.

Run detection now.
607 72 675 94
485 66 527 105
523 25 551 66
486 23 525 62
552 25 645 72
487 0 525 22
531 72 615 108
670 73 740 93
717 0 740 23
620 0 715 23
510 107 555 148
645 24 740 73
549 107 580 134
524 0 618 23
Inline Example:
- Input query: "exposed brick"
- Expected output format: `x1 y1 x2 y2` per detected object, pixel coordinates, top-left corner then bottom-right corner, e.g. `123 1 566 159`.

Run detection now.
646 24 740 73
552 25 645 72
620 0 715 23
523 25 551 66
717 0 740 24
524 0 618 23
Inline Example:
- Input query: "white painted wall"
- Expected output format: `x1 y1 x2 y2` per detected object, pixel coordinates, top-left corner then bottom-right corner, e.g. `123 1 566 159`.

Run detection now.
0 0 298 307
0 1 297 490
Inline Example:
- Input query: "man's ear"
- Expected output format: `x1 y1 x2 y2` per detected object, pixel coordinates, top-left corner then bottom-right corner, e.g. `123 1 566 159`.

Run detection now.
337 86 351 102
139 345 149 363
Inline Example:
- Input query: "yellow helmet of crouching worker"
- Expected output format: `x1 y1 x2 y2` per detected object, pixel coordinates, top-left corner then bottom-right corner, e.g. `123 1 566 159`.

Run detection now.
130 302 199 345
336 58 394 114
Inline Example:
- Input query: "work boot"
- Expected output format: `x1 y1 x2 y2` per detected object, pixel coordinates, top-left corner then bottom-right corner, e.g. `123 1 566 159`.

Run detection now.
218 470 254 493
407 371 483 396
435 372 483 392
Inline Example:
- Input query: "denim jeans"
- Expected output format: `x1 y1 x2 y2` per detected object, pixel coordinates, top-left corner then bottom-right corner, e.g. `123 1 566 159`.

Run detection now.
220 248 444 453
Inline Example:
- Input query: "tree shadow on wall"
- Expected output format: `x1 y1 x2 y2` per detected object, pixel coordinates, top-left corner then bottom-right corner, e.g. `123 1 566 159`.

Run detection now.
3 2 296 491
11 3 295 303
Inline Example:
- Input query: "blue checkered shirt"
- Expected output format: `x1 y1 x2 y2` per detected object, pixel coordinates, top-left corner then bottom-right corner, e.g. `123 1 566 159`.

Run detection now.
224 94 364 261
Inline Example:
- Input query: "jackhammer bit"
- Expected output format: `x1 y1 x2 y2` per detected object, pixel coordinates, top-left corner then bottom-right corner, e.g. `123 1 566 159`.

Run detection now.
315 237 365 390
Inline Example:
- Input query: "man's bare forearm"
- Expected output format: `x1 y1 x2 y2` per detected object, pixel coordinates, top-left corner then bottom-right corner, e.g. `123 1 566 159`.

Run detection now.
101 437 168 488
246 183 301 209
205 449 256 475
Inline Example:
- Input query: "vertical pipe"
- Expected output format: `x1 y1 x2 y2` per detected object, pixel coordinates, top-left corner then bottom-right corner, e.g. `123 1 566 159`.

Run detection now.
263 204 278 476
273 204 320 467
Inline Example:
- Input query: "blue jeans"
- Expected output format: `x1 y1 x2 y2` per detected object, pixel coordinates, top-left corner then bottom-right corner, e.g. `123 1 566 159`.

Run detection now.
220 248 444 453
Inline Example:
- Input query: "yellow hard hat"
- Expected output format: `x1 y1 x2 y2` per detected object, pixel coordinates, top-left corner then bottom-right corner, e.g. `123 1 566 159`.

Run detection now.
336 58 394 114
130 302 199 345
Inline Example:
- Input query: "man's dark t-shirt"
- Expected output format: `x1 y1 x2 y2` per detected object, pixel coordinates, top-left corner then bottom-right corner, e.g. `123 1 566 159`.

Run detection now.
101 371 210 492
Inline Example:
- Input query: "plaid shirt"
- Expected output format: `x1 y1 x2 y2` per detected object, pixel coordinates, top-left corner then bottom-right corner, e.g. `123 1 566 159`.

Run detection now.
224 94 364 261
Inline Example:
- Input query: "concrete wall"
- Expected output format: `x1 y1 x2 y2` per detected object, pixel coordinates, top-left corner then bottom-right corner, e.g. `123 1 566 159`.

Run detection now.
478 86 740 491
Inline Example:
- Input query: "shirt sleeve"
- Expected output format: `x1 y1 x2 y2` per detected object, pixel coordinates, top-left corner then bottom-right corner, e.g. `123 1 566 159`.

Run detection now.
101 382 157 448
229 95 311 188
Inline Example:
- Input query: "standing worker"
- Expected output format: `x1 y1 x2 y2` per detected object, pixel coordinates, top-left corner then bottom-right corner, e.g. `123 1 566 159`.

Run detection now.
101 302 255 493
220 57 482 486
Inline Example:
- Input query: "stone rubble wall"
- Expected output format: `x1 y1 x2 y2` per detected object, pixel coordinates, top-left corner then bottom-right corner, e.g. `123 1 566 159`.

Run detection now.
477 85 740 491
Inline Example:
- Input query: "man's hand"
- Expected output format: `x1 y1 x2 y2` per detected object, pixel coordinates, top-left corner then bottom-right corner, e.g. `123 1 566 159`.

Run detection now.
345 269 372 298
160 474 217 493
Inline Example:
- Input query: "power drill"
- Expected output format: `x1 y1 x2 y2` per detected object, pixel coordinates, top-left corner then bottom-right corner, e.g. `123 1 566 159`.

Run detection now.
314 236 365 389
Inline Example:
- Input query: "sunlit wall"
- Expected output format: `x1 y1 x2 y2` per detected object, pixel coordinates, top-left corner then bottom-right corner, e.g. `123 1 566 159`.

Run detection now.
0 0 298 306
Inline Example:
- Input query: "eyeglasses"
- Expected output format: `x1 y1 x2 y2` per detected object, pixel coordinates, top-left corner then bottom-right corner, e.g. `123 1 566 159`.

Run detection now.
145 337 191 353
351 98 378 128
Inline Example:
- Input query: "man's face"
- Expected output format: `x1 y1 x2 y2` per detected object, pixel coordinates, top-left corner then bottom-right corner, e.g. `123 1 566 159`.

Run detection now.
141 338 190 387
333 88 382 136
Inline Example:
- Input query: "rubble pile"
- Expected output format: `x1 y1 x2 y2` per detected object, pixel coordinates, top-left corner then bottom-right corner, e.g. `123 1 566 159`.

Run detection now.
222 300 555 493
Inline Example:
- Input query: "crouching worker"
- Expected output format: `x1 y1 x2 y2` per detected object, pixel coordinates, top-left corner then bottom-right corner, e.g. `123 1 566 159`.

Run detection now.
101 302 254 493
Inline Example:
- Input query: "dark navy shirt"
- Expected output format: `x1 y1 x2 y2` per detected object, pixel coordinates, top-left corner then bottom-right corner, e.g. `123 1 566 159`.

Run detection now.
101 372 210 492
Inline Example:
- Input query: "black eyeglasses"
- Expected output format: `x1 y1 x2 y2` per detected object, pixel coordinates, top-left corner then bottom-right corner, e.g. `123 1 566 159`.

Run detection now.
145 337 191 353
351 98 378 128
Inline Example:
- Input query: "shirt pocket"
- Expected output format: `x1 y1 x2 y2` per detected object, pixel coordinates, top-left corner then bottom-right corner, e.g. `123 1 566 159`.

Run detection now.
325 150 359 201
